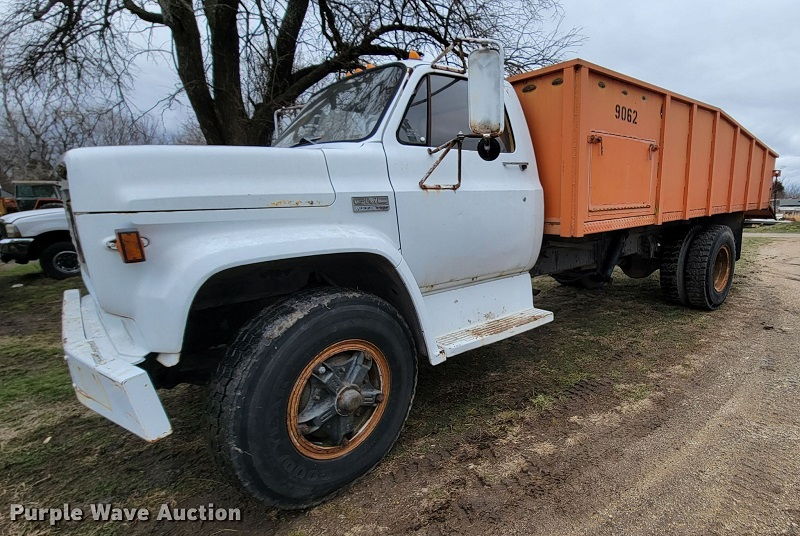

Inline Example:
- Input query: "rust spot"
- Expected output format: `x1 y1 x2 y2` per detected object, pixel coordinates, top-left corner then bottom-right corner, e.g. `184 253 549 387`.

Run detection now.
464 312 550 339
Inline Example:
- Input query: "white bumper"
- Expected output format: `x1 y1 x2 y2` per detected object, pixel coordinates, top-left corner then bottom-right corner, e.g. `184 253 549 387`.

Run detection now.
62 289 172 441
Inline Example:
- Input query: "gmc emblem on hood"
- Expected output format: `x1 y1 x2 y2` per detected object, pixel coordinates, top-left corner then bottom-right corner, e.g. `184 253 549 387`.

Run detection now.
352 196 390 213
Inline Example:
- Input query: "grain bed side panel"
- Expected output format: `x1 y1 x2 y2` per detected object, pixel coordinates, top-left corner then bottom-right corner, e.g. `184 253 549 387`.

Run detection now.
688 108 714 214
661 100 691 215
509 59 778 237
748 149 765 208
712 117 736 209
513 67 570 234
730 132 751 212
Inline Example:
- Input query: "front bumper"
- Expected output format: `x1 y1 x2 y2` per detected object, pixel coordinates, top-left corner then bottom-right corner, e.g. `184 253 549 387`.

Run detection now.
62 289 172 441
0 238 34 263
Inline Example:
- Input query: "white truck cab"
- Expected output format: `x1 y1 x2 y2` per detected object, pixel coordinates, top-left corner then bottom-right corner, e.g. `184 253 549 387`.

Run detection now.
62 43 552 507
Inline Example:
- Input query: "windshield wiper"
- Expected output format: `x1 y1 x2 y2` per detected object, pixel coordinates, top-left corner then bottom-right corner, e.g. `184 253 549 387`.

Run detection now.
290 136 322 148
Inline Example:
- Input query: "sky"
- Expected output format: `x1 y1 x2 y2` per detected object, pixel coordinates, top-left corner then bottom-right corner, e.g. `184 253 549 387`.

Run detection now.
558 0 800 188
5 0 794 187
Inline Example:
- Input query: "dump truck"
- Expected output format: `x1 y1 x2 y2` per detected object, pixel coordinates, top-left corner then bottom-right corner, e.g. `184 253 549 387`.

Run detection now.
59 39 777 509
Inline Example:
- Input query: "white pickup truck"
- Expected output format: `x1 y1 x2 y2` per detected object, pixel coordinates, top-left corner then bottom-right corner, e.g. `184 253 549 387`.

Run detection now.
0 208 79 279
60 41 771 508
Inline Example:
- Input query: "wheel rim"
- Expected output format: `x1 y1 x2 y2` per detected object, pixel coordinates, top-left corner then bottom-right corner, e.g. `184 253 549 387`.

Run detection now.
712 244 732 293
287 339 390 460
52 250 79 275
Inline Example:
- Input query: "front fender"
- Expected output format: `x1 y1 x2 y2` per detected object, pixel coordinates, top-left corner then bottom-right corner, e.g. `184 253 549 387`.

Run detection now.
76 211 434 359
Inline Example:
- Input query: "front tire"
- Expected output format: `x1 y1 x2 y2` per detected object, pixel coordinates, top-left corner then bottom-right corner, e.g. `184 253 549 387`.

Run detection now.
39 241 79 279
209 288 417 509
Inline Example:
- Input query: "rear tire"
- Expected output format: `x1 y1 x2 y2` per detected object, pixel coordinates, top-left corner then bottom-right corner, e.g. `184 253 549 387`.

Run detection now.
39 241 79 279
209 288 417 509
659 227 701 305
684 225 736 310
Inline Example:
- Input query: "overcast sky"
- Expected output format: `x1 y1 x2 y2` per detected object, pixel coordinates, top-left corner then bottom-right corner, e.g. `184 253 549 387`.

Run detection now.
123 1 797 186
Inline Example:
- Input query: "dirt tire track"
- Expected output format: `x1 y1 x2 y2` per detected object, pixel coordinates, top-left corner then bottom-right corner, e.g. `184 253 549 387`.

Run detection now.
343 238 799 536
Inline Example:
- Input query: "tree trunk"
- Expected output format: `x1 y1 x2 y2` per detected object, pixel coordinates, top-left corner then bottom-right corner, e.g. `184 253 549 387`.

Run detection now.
160 0 225 145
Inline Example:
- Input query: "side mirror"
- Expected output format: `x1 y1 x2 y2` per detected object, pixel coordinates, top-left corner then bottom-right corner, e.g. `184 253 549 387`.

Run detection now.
468 45 505 138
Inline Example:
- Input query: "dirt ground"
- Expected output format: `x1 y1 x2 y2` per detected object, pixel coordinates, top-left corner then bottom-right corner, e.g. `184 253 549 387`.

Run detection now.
1 236 798 535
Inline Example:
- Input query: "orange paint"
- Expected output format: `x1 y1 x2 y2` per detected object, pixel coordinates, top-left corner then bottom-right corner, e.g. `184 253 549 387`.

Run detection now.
509 59 778 237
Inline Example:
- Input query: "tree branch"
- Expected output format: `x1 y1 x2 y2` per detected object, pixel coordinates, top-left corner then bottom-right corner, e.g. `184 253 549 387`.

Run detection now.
122 1 165 24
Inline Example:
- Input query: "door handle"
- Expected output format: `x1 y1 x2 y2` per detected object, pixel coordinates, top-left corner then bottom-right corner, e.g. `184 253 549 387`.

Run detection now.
502 161 529 171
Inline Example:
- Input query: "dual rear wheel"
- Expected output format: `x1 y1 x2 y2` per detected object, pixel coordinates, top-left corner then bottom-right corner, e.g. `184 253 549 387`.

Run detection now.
660 224 736 310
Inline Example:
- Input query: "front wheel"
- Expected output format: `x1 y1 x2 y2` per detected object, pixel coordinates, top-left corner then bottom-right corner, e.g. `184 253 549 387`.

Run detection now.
209 288 417 509
39 241 79 279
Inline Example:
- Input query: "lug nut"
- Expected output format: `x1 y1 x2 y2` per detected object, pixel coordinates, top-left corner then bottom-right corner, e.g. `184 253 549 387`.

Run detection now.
317 366 326 374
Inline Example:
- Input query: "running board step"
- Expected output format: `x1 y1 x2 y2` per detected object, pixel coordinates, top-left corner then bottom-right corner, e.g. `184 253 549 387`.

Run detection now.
435 307 554 359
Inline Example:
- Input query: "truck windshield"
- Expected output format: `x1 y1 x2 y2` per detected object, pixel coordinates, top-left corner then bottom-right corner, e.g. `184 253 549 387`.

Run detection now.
274 65 406 147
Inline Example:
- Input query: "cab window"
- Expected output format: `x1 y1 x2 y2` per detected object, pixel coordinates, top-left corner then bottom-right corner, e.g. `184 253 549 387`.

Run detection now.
397 74 515 152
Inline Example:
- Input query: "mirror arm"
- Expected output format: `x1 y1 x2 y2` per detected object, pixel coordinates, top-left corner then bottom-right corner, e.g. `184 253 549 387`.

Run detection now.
419 134 467 191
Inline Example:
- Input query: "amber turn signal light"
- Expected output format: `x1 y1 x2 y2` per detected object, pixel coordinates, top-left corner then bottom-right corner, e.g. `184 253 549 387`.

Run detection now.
115 228 146 263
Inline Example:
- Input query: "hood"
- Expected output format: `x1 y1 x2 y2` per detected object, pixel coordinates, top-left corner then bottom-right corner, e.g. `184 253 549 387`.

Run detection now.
1 207 66 225
1 208 68 237
63 145 335 213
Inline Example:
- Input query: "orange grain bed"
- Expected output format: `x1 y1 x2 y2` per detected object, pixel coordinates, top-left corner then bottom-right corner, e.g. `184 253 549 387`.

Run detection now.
509 59 778 237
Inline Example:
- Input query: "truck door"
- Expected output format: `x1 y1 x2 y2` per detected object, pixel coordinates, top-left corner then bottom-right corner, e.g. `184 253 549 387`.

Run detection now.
383 72 541 290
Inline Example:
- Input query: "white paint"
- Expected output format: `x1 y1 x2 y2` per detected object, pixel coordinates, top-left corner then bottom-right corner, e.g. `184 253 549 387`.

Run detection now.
422 273 550 363
422 273 536 341
61 59 554 439
383 71 543 291
0 208 67 237
62 289 172 441
436 307 554 358
63 145 334 213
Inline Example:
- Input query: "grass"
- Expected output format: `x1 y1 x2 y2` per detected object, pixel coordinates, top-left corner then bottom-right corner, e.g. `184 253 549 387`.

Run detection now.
0 238 769 534
397 265 712 455
0 265 224 535
746 221 800 233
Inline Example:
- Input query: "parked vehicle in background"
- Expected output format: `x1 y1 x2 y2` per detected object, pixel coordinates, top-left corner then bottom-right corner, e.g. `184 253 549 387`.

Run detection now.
59 40 777 509
0 188 15 215
13 181 64 211
0 208 78 279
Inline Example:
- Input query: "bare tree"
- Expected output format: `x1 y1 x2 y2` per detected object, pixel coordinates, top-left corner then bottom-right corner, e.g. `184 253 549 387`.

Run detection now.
0 0 581 147
0 67 163 189
784 182 800 199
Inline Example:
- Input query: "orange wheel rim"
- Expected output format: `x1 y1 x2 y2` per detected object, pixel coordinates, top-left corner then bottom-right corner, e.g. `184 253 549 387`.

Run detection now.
287 340 390 460
712 244 732 293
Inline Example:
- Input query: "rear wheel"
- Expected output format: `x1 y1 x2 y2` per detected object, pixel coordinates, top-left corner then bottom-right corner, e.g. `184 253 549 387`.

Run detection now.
209 288 417 509
39 241 79 279
659 227 701 305
684 225 736 310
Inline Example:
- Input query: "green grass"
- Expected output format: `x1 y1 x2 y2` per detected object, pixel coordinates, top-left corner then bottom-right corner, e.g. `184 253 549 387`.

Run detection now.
0 361 74 405
746 221 800 233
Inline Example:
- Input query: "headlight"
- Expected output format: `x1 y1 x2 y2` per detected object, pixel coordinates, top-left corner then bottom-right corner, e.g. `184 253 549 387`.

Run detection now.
4 224 20 238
